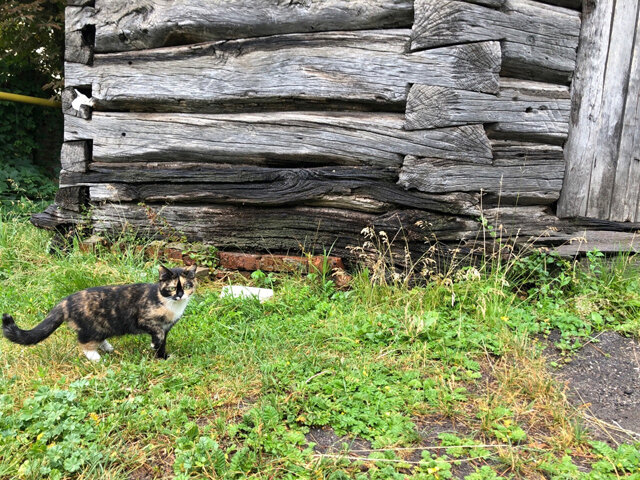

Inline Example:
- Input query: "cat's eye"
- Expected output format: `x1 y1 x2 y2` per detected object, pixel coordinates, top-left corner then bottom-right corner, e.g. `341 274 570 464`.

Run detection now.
184 282 193 289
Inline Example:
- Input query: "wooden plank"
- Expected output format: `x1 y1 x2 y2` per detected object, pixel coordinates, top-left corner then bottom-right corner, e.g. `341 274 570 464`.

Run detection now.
92 0 414 52
558 0 638 219
557 0 614 218
609 7 640 222
65 33 501 112
411 0 580 83
585 0 639 219
398 144 565 204
553 231 640 255
63 112 493 168
405 79 570 144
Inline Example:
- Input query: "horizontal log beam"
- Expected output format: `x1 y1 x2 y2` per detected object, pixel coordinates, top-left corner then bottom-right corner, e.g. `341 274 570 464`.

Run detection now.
91 0 414 52
86 182 482 215
411 0 580 83
87 203 584 253
64 112 493 168
90 203 481 253
398 141 565 204
65 32 501 110
406 79 570 144
60 163 480 215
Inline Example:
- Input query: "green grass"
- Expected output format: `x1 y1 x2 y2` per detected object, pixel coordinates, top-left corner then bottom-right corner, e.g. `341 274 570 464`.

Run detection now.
1 200 639 479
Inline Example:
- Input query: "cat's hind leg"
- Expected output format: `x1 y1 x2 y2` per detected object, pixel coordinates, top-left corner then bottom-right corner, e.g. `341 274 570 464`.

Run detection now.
80 341 101 362
99 340 114 352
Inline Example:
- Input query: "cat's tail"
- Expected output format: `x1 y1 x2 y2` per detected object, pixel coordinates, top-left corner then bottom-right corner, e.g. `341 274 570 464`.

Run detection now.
2 310 64 345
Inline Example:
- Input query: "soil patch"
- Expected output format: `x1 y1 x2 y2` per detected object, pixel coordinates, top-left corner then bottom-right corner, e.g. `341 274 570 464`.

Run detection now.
127 447 174 480
305 427 373 457
547 331 640 445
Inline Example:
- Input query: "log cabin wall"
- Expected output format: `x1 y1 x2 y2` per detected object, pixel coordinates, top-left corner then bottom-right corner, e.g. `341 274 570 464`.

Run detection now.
33 0 639 259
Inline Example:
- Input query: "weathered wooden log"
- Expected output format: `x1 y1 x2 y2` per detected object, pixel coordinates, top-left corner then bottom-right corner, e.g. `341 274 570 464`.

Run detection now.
60 141 90 173
87 202 582 254
55 187 89 213
398 141 565 204
61 163 395 185
490 139 565 164
90 0 414 52
89 203 479 252
65 33 501 112
411 0 580 83
60 162 480 214
65 6 95 64
558 0 639 221
30 204 84 230
64 112 493 168
86 182 482 215
405 79 570 144
62 87 92 119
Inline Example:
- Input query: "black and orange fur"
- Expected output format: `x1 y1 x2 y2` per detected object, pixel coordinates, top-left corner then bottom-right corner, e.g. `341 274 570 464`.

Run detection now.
2 264 197 361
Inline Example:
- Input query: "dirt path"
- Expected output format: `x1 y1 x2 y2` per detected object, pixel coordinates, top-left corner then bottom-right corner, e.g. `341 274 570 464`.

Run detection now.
548 331 640 445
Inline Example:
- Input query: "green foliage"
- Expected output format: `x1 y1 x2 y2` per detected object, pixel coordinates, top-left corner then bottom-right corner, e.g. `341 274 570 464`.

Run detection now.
0 159 58 200
477 406 527 444
296 366 422 447
0 0 65 201
0 380 107 479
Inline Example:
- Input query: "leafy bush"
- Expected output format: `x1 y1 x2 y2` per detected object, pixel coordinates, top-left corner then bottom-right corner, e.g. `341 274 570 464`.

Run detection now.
0 0 65 201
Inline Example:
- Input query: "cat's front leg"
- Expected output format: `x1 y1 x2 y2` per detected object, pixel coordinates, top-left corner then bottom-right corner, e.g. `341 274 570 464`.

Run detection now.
150 330 168 359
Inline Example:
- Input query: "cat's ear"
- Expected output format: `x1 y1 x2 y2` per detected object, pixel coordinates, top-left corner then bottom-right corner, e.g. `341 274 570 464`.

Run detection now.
158 264 174 281
185 264 197 279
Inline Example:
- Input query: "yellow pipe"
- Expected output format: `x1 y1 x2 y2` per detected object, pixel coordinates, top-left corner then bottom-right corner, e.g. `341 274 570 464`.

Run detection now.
0 91 61 108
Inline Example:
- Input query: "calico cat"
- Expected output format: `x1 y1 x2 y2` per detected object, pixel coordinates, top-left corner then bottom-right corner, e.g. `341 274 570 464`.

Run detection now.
2 264 197 361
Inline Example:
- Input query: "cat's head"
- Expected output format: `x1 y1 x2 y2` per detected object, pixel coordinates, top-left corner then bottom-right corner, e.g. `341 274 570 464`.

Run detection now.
158 264 197 301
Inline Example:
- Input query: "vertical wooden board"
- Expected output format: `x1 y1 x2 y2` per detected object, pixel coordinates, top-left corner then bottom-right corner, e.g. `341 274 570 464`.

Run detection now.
585 0 639 220
609 7 640 222
558 0 614 218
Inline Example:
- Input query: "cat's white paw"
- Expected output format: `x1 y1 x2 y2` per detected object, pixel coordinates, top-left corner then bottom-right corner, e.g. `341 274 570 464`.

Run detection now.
84 350 101 362
99 340 114 352
150 342 156 349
